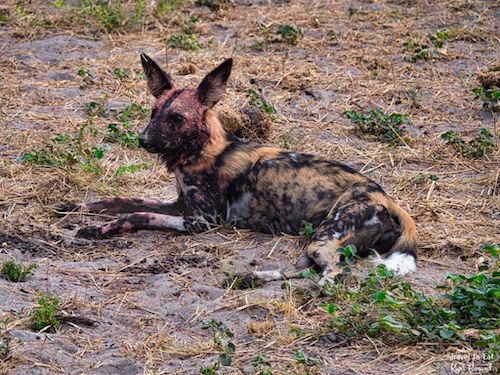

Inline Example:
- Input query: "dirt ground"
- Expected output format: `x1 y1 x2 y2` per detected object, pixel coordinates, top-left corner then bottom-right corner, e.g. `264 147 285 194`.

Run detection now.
0 0 498 374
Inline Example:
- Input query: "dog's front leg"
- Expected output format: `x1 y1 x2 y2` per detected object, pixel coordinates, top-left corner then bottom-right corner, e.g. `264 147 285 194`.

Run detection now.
57 198 185 216
75 212 189 239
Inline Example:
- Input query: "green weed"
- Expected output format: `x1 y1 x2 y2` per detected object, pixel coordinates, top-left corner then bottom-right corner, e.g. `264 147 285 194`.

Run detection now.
29 295 61 332
313 244 499 357
299 220 315 238
473 86 500 112
53 0 65 8
429 30 449 48
77 67 90 78
106 102 147 148
85 100 105 117
246 89 276 119
1 260 37 282
441 128 494 158
113 67 129 80
403 38 430 62
168 16 202 51
344 108 410 145
252 354 272 375
293 350 321 367
155 0 186 14
277 24 302 45
200 319 236 371
19 125 105 175
114 163 149 177
195 0 227 11
277 130 293 150
168 34 201 51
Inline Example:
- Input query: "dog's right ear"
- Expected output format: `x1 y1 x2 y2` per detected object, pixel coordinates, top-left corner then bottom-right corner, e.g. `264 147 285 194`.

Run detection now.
140 54 174 98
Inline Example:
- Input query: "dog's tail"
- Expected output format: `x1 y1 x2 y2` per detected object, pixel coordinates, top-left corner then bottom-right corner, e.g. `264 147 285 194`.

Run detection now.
372 198 417 275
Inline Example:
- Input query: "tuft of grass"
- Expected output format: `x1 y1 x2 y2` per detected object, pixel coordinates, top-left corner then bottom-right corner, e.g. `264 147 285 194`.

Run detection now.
277 24 302 45
441 128 494 158
29 295 61 332
1 260 37 282
344 108 410 145
114 163 149 177
200 319 236 372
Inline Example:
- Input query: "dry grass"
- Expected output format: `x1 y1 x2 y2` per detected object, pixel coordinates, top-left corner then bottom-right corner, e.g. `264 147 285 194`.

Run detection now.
0 0 499 374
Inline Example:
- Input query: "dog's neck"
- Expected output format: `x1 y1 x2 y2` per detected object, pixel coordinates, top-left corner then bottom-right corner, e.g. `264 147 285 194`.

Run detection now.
177 109 235 174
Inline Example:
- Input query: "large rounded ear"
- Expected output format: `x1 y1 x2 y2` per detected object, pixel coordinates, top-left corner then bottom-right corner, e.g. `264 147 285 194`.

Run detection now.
140 54 174 98
196 58 233 107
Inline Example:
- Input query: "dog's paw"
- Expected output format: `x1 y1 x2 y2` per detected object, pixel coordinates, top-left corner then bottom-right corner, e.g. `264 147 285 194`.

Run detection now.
76 226 106 239
54 203 81 216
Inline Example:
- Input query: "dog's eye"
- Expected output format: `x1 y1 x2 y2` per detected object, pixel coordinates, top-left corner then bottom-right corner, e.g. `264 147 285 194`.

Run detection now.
169 113 184 125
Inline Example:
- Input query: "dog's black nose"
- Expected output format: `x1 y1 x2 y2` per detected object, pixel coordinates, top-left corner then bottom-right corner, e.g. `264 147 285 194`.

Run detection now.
139 133 151 149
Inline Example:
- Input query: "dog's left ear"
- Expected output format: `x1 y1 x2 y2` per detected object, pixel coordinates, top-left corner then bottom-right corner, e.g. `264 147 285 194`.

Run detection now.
196 58 233 107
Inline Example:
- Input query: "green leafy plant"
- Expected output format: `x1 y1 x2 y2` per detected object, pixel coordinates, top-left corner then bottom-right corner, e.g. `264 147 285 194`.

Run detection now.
195 0 227 11
106 102 147 148
77 67 90 78
168 16 202 51
441 128 494 158
299 220 315 238
77 0 147 33
293 350 321 367
403 38 430 62
316 244 499 358
344 108 410 145
429 30 449 48
253 354 272 375
19 125 105 175
246 89 276 119
29 295 61 332
113 67 129 79
277 24 302 45
201 319 236 371
53 0 65 8
80 0 125 32
1 260 37 282
473 86 500 112
155 0 185 14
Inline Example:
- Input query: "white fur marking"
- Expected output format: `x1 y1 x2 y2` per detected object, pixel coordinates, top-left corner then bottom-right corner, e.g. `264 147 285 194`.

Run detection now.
364 215 380 226
253 270 282 281
151 215 186 231
372 252 416 275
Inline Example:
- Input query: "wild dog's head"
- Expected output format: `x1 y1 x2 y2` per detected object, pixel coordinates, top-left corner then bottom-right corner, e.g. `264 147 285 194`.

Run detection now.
139 54 232 170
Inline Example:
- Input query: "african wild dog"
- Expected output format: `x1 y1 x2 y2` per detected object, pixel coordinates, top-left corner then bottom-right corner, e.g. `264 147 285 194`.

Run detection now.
59 54 417 283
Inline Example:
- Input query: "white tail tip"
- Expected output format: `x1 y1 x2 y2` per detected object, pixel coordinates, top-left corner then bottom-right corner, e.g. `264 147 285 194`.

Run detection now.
372 251 416 275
